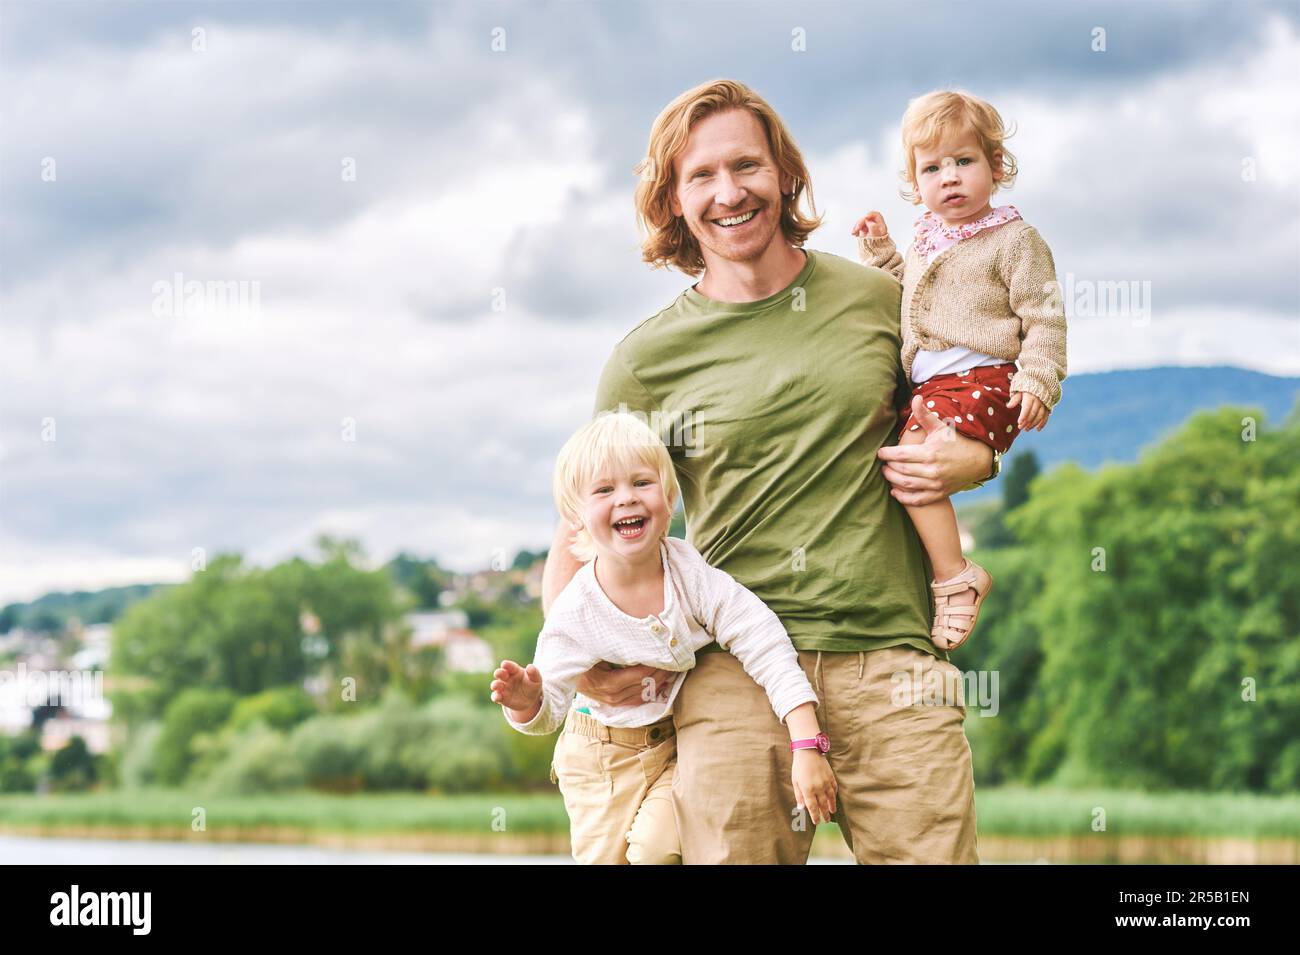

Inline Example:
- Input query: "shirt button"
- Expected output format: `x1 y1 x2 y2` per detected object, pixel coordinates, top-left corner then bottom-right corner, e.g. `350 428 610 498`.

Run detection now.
650 623 662 634
670 638 677 647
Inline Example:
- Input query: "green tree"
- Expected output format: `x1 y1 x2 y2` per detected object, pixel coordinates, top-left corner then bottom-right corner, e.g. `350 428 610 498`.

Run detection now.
1002 450 1041 512
316 619 441 712
154 687 238 786
512 549 545 571
227 686 318 733
386 553 453 609
990 405 1300 792
110 538 405 723
48 736 97 792
0 732 40 792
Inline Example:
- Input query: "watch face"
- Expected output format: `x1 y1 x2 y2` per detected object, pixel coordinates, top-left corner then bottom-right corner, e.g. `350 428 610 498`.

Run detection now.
817 733 830 753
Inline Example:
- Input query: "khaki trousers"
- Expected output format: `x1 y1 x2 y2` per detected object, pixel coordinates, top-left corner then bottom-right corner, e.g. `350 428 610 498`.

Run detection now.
670 645 979 864
549 708 681 864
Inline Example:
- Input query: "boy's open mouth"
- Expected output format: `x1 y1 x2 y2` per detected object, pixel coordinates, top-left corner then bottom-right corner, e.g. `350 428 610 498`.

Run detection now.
613 516 647 539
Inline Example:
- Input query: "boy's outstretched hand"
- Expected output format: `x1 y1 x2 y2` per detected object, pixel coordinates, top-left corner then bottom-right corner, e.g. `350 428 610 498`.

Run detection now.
491 659 543 722
850 211 889 238
1007 391 1049 431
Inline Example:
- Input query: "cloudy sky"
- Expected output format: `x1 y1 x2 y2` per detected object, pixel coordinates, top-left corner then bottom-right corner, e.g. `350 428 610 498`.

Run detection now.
1 0 1297 603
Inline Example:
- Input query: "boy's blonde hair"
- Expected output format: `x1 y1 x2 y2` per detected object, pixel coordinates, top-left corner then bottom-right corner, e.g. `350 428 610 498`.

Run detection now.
552 412 680 563
898 90 1018 204
633 78 823 277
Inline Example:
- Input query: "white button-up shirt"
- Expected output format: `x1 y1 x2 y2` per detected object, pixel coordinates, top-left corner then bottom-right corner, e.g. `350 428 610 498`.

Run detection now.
503 536 819 734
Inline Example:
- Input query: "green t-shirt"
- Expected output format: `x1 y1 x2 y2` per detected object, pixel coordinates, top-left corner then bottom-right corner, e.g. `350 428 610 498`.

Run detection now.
592 248 942 659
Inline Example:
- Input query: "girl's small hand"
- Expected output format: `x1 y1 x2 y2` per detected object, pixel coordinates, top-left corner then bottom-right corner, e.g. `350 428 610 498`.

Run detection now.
490 659 543 712
792 751 838 825
1007 391 1049 431
850 211 888 239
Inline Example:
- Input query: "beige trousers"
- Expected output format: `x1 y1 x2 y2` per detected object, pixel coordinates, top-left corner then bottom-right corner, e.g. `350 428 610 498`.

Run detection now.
669 645 980 864
549 708 681 864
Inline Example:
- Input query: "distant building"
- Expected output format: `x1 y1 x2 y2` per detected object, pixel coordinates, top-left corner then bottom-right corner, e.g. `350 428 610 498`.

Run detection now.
522 561 544 599
40 713 112 755
71 623 111 671
441 628 495 673
406 610 470 643
404 611 492 673
0 630 26 655
1 624 113 754
0 679 31 734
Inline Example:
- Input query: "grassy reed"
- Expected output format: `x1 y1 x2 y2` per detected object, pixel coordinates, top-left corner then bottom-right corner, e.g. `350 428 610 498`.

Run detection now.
1 786 1296 838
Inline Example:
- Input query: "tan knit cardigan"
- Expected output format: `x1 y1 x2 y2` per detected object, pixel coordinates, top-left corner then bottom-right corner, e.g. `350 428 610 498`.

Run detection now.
857 219 1067 408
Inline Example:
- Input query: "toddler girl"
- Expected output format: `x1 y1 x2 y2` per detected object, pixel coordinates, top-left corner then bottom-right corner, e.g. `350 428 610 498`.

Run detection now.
490 411 837 864
852 89 1067 651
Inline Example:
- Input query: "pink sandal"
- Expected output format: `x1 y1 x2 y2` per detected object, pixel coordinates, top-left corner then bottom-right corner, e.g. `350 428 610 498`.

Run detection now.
930 559 993 651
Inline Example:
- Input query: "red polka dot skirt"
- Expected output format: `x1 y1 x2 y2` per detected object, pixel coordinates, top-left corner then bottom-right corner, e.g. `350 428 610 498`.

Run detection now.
898 362 1023 454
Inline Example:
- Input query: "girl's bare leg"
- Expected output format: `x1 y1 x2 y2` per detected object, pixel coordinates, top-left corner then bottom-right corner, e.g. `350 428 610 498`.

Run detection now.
898 427 975 633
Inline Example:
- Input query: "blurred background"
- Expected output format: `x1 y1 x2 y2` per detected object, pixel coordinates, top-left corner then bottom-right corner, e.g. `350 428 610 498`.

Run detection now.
1 0 1296 863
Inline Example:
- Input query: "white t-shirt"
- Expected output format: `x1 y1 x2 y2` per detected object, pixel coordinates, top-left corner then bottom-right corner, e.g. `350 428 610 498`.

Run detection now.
502 537 818 733
911 345 1008 383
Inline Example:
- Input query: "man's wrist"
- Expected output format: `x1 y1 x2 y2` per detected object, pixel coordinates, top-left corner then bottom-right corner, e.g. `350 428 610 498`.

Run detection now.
958 447 999 493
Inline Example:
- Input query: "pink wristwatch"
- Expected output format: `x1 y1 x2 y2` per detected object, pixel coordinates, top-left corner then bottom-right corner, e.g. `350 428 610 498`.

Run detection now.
790 733 830 755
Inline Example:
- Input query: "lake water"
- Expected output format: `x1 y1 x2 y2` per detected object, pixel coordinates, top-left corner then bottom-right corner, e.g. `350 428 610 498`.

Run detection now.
1 834 868 864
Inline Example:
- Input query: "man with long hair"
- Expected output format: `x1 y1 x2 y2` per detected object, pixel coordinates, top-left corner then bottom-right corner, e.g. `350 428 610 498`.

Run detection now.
542 79 992 864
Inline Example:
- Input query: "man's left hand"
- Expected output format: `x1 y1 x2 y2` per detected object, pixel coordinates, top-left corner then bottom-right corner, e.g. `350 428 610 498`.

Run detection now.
877 395 994 506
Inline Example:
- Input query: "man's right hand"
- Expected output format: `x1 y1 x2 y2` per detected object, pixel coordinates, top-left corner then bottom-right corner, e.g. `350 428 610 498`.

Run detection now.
577 661 671 707
878 395 994 505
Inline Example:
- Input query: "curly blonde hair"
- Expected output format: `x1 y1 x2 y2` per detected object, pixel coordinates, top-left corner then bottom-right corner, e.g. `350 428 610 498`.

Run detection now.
633 78 823 277
552 412 680 563
898 89 1018 204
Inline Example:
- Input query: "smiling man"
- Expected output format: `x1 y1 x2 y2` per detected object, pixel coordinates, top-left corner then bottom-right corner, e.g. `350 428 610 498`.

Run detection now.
541 78 994 864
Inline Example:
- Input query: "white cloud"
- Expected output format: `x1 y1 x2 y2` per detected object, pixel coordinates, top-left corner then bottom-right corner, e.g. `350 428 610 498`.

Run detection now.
809 12 1300 373
1 8 1296 603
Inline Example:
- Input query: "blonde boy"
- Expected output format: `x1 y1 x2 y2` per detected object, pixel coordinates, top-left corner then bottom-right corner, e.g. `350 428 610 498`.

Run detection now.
491 412 837 864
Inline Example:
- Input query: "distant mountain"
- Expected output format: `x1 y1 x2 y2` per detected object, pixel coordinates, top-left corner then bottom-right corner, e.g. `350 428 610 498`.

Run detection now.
961 365 1299 502
0 553 519 636
0 583 171 634
5 367 1294 617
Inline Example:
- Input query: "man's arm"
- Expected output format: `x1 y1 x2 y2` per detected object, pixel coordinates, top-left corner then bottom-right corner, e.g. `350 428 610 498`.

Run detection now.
541 517 583 619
